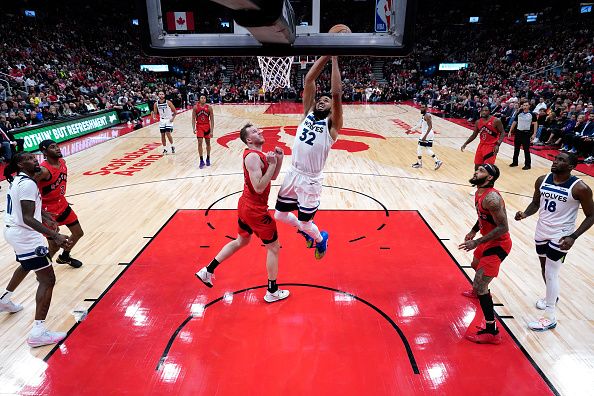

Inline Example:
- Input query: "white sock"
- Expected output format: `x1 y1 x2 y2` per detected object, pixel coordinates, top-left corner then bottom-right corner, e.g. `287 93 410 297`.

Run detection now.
299 220 322 242
0 290 14 303
31 320 46 336
274 210 300 228
544 257 562 319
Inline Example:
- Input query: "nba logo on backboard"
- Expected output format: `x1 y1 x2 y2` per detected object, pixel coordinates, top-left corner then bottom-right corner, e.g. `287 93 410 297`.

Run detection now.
375 0 392 33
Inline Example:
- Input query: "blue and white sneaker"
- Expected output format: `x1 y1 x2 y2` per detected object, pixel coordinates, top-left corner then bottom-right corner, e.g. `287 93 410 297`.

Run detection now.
297 230 315 248
528 317 557 331
314 231 329 259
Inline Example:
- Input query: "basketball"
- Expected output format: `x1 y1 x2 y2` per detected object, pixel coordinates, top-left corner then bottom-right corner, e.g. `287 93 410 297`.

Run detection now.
329 24 351 33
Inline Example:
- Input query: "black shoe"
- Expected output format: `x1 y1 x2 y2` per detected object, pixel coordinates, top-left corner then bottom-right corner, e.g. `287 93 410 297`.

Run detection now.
509 163 518 167
56 256 83 268
522 165 531 170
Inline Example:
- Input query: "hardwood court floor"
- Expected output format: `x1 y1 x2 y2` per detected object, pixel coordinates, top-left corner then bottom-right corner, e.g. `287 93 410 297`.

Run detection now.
0 103 592 395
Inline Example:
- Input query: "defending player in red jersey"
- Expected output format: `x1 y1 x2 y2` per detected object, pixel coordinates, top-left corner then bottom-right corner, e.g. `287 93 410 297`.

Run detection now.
195 123 290 303
461 106 506 169
459 164 512 344
192 95 214 169
36 140 84 268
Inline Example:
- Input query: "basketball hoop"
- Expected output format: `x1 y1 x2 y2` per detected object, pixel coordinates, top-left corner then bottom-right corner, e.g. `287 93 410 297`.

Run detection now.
257 56 294 93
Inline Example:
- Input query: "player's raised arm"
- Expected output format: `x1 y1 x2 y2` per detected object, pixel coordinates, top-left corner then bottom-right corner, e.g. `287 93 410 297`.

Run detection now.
302 56 330 118
329 56 343 141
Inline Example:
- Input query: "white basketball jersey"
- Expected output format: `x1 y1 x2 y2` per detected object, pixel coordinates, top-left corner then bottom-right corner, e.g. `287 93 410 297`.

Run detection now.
157 100 173 120
419 114 430 133
291 112 335 175
535 173 581 240
4 174 42 230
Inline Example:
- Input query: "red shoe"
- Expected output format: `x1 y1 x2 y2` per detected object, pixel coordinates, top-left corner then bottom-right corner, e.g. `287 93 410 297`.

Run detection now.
461 289 478 299
465 328 502 345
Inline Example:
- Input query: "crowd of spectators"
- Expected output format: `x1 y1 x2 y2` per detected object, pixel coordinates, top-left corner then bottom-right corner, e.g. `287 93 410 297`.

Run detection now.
1 0 593 162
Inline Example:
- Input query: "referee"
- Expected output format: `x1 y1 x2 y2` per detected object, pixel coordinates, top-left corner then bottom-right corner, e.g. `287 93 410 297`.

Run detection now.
509 101 537 170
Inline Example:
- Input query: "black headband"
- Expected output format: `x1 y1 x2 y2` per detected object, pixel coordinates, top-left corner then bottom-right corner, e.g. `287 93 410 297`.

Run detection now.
482 164 500 182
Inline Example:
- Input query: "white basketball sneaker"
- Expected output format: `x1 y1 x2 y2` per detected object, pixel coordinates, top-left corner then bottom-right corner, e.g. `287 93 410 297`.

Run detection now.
0 300 23 313
434 160 443 170
195 267 214 288
27 329 67 347
528 317 557 331
264 289 290 303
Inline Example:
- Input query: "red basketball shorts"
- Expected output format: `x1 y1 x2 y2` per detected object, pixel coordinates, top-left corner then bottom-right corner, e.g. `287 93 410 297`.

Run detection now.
237 201 278 244
472 238 512 277
195 124 211 139
474 144 497 165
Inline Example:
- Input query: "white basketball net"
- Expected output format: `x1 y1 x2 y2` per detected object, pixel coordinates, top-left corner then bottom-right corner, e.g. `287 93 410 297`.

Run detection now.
257 56 294 92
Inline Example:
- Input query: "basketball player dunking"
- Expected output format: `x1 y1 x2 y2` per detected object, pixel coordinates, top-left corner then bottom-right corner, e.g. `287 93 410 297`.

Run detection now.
407 105 443 170
192 95 214 169
459 164 512 344
36 140 84 268
515 152 594 331
461 106 506 170
195 124 289 303
152 91 176 154
273 56 342 259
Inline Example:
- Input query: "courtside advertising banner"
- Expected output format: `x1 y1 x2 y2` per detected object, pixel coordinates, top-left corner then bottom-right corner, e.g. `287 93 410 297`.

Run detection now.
13 111 120 152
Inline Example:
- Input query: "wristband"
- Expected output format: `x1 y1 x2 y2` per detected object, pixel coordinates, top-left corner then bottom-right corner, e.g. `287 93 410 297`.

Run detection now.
472 224 480 233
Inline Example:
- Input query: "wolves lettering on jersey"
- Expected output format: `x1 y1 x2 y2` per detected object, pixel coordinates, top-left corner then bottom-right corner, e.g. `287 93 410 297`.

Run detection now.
157 100 173 119
537 173 580 237
292 112 334 175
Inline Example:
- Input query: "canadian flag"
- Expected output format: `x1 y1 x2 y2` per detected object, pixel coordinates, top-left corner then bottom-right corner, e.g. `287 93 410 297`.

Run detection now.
166 11 194 31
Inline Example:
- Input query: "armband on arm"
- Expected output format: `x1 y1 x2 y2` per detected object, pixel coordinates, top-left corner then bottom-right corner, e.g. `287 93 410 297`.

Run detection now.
472 221 480 233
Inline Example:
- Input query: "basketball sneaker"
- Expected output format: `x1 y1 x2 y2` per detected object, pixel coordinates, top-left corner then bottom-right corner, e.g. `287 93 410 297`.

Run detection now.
434 160 443 170
314 231 329 259
264 289 290 303
535 297 559 310
528 317 557 331
163 148 168 155
171 146 176 154
0 300 23 313
195 267 213 288
56 255 83 268
465 328 502 345
411 162 422 168
206 158 211 166
461 289 479 299
199 159 205 169
27 329 67 348
297 230 314 248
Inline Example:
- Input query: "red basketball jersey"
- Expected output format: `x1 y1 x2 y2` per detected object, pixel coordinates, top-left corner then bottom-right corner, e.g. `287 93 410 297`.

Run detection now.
38 159 68 207
475 187 510 242
194 104 210 125
240 149 270 208
477 116 500 146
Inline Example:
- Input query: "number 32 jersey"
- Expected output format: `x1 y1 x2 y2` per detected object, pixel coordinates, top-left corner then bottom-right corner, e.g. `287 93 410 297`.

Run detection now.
535 173 581 240
292 112 336 175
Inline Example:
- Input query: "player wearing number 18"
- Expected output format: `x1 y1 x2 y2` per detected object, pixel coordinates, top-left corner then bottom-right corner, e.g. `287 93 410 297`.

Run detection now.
515 152 594 331
274 56 343 260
